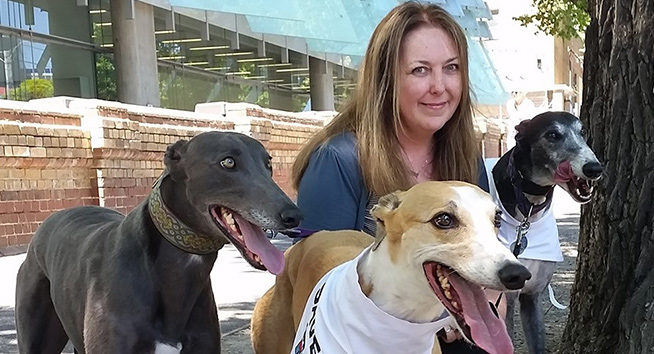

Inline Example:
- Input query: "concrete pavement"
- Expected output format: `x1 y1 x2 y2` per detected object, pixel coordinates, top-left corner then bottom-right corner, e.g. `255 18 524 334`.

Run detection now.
0 235 293 354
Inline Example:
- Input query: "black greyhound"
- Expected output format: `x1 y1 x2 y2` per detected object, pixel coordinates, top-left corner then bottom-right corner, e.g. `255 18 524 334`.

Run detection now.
15 131 302 354
488 111 602 354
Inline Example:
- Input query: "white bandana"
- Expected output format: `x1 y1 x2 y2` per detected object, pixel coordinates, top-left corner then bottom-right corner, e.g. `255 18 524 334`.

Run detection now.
291 248 454 354
485 158 563 262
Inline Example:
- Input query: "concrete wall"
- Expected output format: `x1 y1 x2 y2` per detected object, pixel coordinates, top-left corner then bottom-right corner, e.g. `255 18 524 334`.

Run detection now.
0 98 505 255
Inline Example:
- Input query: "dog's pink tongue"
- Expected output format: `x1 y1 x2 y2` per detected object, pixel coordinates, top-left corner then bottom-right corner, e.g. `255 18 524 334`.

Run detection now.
233 214 285 275
449 275 514 354
554 161 574 183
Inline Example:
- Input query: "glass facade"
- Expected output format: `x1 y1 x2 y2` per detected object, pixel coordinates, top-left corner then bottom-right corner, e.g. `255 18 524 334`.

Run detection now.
0 0 356 111
0 0 97 100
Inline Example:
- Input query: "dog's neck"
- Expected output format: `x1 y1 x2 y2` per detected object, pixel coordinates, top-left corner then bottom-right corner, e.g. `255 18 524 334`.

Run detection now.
148 173 223 254
496 147 555 219
356 242 446 323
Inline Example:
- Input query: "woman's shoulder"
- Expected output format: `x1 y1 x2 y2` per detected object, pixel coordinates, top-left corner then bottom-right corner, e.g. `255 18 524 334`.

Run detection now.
318 132 358 159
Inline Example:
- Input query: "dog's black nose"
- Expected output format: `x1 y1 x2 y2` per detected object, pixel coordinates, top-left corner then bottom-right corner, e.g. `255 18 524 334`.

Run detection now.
582 162 603 179
280 208 303 229
498 262 532 290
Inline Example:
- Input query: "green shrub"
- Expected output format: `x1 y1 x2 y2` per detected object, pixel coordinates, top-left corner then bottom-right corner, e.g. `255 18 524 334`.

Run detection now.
10 78 54 101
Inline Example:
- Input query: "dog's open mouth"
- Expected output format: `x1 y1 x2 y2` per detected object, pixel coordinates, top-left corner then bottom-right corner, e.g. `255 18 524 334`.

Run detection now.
423 262 513 354
553 161 594 203
210 207 284 275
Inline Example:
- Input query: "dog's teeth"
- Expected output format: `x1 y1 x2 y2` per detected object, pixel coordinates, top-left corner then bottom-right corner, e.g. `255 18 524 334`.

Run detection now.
445 290 452 300
439 277 450 289
452 301 459 309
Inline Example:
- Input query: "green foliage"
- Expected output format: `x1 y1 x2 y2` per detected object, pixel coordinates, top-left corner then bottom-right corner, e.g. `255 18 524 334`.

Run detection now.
9 78 54 101
256 90 269 107
514 0 590 39
96 54 117 101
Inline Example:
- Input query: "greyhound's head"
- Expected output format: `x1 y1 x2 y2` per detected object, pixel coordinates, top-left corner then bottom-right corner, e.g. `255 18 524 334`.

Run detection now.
161 131 302 274
515 111 603 203
370 181 530 354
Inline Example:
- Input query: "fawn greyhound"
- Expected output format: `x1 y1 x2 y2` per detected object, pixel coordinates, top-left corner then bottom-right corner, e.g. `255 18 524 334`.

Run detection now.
251 181 532 354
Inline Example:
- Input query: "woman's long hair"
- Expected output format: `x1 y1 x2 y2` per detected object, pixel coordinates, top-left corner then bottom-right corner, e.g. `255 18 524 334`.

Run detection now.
292 1 479 196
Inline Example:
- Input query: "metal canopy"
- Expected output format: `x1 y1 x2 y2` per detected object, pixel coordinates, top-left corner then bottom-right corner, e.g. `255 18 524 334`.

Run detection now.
167 0 507 104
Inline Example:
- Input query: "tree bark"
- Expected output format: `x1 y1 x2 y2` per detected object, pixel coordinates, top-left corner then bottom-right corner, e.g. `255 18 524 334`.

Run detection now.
560 0 654 353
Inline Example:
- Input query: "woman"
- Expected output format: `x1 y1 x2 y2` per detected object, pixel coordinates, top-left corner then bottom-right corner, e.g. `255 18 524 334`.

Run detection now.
292 2 489 353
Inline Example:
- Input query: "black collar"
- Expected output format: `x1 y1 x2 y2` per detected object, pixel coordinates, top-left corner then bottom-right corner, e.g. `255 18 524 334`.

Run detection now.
507 151 554 217
148 172 221 254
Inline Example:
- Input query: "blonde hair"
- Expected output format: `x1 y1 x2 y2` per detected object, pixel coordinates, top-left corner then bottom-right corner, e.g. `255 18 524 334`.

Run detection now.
292 1 479 196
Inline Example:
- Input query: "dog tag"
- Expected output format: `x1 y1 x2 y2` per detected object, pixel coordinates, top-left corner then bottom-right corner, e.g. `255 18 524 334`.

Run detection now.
511 220 530 256
510 238 529 256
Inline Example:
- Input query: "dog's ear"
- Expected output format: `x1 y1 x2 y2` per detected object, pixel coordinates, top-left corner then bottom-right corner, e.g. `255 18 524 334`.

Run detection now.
371 190 403 252
371 191 402 221
514 119 532 142
164 139 188 180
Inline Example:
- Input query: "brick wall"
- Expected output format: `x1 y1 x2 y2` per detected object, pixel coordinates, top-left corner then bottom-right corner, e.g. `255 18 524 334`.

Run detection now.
0 107 96 253
0 99 328 255
0 98 505 255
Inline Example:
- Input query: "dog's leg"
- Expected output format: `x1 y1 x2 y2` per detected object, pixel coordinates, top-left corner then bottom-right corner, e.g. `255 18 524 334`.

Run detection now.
503 291 519 342
518 259 556 354
251 279 297 354
181 283 221 353
519 292 545 354
16 257 70 354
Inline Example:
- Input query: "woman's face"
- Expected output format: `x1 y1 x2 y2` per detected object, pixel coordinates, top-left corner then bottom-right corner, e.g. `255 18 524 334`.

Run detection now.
397 25 463 140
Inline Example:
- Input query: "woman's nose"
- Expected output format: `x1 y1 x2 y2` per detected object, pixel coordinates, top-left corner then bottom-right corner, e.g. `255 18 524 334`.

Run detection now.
430 72 445 94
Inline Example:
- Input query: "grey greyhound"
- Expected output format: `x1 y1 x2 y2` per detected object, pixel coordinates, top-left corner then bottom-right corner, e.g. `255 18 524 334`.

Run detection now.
487 111 602 354
15 131 302 354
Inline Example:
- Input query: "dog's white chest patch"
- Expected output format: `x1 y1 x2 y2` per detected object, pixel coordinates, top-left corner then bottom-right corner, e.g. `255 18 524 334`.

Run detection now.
154 342 182 354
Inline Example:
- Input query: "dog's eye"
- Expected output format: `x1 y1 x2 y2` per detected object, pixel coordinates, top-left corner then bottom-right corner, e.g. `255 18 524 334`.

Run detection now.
547 131 562 141
432 213 457 229
580 127 587 137
220 157 235 169
267 159 272 170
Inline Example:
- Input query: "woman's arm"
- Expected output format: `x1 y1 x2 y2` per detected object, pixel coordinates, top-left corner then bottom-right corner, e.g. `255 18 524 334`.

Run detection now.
296 136 367 232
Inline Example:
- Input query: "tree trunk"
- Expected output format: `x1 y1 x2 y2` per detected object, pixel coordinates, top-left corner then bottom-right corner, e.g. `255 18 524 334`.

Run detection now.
560 0 654 353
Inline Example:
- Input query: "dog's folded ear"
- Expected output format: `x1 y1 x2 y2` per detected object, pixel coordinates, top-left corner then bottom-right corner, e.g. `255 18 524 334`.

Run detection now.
164 139 189 180
165 139 188 163
371 190 404 252
515 119 532 141
371 191 402 221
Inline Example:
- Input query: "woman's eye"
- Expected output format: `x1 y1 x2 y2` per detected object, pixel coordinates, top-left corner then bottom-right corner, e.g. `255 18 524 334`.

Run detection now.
445 63 459 72
220 157 235 169
412 66 429 75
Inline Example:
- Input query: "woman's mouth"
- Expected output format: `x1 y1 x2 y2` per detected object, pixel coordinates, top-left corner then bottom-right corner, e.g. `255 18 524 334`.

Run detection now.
422 102 446 109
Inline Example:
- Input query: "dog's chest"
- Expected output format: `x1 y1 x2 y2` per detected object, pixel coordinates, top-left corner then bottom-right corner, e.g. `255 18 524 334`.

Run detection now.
154 341 182 354
485 161 564 262
292 250 447 354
